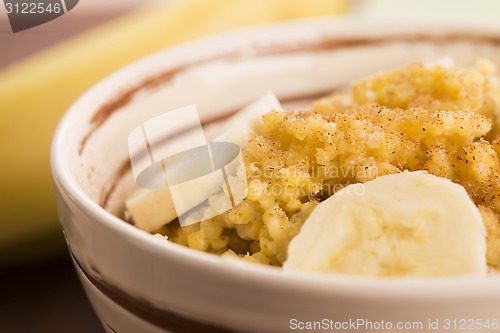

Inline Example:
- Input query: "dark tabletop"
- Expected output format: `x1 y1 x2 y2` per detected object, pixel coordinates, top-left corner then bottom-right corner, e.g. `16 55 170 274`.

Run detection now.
0 252 105 333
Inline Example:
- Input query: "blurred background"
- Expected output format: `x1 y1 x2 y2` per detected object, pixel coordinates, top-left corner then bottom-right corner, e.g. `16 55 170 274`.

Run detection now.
1 0 499 332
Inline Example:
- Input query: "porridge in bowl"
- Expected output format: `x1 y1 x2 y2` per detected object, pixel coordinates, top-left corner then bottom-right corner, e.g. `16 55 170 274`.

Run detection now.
126 60 500 277
52 19 500 333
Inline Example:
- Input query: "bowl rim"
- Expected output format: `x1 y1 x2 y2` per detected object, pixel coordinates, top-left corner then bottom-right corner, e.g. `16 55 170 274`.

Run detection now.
51 16 500 300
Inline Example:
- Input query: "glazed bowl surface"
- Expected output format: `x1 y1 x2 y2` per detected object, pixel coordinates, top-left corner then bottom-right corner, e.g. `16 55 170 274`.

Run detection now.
51 17 500 333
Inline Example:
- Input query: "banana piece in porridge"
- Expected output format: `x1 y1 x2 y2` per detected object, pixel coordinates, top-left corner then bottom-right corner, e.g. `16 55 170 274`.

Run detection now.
125 93 282 232
284 171 487 277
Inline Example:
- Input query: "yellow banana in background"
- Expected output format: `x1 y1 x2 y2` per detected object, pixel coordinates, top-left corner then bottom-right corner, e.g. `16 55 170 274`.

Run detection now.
0 0 349 267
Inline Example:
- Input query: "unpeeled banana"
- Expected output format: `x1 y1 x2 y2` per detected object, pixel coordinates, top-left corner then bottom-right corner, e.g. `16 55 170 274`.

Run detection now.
0 0 349 267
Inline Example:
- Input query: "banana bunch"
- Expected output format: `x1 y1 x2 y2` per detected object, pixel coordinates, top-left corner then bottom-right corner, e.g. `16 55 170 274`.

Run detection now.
284 172 488 277
0 0 349 267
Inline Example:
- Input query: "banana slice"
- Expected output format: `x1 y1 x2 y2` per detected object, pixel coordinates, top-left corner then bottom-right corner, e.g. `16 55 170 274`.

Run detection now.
125 93 283 232
284 171 487 277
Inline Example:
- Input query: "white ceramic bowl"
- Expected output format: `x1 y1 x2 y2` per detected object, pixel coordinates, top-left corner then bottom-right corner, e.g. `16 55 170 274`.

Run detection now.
51 17 500 333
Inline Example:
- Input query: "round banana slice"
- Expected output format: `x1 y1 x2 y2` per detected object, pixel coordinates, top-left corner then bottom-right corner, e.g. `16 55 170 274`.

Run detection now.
284 171 487 277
